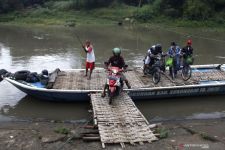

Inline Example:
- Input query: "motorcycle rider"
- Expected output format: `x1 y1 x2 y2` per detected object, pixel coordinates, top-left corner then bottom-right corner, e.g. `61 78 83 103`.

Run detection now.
143 44 163 75
181 39 194 65
167 42 181 76
101 47 131 97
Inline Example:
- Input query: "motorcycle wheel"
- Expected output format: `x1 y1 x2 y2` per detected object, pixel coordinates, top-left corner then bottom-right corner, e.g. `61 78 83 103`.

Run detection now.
181 65 192 81
152 69 161 84
143 67 150 75
169 67 175 80
109 94 113 105
107 88 113 105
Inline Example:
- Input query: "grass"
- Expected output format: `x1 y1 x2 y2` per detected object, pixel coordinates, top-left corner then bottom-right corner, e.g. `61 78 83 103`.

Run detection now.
182 126 197 135
182 126 219 142
200 133 219 142
54 126 70 135
154 127 169 139
0 8 107 26
91 4 137 21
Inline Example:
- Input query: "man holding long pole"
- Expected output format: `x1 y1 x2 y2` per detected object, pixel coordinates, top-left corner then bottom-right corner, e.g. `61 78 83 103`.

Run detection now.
82 40 95 80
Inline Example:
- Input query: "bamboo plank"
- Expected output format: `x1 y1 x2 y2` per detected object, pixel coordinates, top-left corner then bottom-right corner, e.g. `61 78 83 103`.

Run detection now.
90 93 158 146
53 68 225 90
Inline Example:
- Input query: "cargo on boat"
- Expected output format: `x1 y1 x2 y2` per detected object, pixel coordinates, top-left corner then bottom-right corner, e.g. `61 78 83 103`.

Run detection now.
2 64 225 101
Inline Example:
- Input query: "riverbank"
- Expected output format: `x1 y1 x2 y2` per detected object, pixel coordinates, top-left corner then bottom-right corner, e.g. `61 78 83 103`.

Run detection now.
0 118 224 149
0 4 225 31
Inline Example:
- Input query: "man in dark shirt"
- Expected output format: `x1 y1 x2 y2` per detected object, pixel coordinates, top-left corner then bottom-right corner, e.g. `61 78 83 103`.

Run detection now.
102 48 131 97
108 53 125 69
143 44 162 74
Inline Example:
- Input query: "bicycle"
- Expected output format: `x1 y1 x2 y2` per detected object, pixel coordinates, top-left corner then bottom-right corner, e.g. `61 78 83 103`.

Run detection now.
181 55 193 81
166 54 193 81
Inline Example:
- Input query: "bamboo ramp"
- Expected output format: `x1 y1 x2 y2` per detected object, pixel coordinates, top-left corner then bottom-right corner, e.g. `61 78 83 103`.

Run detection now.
90 93 158 148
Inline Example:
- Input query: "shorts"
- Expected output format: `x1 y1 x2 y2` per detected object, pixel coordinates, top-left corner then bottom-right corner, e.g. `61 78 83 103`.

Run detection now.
86 62 95 70
144 56 150 65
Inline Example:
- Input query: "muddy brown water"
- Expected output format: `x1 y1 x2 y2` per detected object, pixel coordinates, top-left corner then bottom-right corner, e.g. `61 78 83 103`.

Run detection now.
0 24 225 122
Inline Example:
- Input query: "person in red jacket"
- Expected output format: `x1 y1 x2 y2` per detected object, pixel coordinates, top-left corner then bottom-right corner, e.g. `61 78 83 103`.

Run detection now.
181 39 194 65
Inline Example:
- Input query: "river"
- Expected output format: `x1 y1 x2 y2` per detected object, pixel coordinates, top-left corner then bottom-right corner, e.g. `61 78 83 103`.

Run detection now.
0 24 225 122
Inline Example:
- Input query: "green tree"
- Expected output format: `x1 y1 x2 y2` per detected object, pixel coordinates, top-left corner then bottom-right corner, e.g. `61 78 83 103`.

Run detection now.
184 0 213 20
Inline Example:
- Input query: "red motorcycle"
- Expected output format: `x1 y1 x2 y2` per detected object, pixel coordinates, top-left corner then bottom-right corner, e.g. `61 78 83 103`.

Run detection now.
103 65 126 104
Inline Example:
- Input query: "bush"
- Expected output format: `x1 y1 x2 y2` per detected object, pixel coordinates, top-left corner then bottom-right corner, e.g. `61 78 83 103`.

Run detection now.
134 5 154 21
155 127 169 139
213 11 225 24
184 0 213 20
51 1 76 10
163 8 180 18
54 127 70 135
30 7 53 17
0 15 15 22
151 0 163 13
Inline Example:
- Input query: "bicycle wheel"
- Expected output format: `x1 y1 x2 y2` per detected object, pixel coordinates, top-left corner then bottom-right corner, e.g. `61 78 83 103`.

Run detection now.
152 69 161 84
181 65 192 81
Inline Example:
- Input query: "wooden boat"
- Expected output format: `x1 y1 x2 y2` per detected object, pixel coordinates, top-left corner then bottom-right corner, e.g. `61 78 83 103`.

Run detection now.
3 64 225 101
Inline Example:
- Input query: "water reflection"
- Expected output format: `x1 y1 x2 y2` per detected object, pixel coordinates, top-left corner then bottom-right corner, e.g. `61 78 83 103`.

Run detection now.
1 95 89 121
135 95 225 122
0 43 12 70
0 81 25 107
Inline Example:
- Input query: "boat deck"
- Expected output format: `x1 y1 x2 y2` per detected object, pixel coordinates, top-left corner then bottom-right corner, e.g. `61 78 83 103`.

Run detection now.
52 67 225 90
91 93 157 148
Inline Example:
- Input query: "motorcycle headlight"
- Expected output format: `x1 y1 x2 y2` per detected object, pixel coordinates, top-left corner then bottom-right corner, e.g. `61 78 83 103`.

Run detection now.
112 69 117 74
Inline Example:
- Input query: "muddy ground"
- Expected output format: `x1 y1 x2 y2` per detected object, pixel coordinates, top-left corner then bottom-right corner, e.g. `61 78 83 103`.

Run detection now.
0 118 225 150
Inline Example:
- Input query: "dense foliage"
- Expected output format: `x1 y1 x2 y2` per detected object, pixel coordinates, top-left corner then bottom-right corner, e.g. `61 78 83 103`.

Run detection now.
0 0 224 22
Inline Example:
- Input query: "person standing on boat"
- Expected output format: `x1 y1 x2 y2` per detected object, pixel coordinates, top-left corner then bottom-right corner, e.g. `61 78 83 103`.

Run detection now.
143 44 162 74
181 39 194 65
167 42 181 75
101 47 131 97
82 40 95 80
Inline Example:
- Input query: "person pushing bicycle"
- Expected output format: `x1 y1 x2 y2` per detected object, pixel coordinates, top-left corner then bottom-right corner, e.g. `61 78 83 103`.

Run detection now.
167 42 181 76
181 39 194 66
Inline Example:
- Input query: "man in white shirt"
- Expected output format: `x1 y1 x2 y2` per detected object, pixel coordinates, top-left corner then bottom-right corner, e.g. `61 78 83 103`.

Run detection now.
82 40 95 80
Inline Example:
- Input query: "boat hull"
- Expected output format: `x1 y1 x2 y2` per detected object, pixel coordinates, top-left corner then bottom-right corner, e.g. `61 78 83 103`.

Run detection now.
4 64 225 102
6 78 90 101
6 77 225 102
129 84 225 100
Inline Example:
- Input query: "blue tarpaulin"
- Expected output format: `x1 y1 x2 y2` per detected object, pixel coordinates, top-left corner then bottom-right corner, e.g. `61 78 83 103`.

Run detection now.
30 82 45 88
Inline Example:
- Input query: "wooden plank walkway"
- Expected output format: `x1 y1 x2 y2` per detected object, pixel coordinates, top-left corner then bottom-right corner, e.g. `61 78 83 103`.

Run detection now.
53 69 145 90
52 68 225 90
91 93 158 148
53 69 106 90
192 70 225 81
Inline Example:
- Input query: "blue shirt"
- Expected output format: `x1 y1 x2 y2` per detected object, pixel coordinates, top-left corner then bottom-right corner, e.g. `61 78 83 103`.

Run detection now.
167 46 181 57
